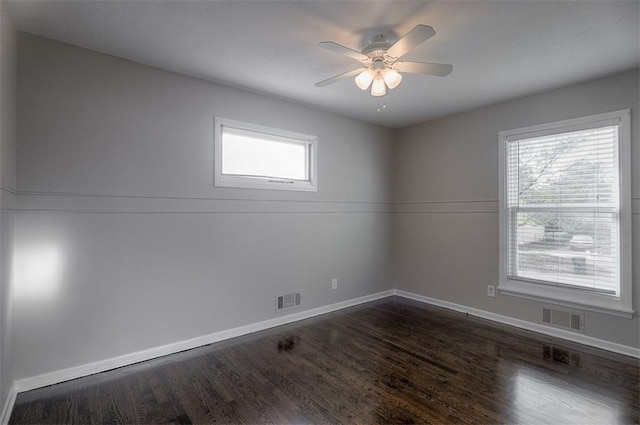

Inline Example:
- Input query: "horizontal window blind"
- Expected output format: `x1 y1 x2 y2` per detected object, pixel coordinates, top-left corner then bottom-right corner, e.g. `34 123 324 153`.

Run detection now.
506 125 620 293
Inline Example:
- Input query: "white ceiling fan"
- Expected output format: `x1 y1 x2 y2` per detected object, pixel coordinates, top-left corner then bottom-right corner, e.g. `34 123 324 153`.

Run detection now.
315 25 453 97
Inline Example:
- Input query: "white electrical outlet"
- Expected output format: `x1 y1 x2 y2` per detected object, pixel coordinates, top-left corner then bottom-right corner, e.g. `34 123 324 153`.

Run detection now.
487 285 496 298
331 278 338 289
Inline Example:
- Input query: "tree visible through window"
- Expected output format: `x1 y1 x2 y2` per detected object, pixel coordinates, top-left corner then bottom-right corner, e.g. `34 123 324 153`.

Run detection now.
499 110 632 316
508 126 618 292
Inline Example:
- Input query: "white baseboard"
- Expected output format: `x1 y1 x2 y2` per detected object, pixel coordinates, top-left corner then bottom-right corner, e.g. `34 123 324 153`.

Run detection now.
395 290 640 359
1 384 17 425
15 289 395 393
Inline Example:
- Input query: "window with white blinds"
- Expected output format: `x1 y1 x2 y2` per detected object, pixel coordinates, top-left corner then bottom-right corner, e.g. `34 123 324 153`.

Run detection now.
498 110 632 317
506 125 619 292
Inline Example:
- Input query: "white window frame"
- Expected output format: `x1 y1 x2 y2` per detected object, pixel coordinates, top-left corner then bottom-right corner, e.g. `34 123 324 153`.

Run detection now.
498 110 632 318
214 117 317 192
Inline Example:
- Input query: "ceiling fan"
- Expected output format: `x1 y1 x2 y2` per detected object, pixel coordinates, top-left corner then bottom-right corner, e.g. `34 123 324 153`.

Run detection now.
315 25 452 97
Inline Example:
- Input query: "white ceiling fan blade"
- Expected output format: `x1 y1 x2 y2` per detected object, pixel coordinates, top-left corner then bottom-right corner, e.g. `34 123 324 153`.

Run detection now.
315 68 366 87
318 41 368 61
386 25 436 59
396 61 453 77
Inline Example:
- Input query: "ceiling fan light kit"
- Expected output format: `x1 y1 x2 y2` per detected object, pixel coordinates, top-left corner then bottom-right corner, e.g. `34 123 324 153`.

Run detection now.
316 24 453 99
355 66 402 96
355 68 375 90
371 75 387 97
381 68 402 89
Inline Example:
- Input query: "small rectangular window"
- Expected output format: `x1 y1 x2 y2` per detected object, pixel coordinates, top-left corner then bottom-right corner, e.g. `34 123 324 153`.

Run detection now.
214 117 317 191
498 110 632 317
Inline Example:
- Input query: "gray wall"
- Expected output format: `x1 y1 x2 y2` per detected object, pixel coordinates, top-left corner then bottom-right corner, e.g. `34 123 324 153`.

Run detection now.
393 69 640 348
0 0 17 413
11 31 640 387
15 34 394 380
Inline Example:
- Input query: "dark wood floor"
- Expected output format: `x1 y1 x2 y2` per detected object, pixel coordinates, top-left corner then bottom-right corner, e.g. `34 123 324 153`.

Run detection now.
10 297 640 424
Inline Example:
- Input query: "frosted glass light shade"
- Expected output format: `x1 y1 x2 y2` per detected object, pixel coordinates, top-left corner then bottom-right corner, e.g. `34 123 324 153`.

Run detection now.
382 68 402 89
371 75 387 97
355 69 375 90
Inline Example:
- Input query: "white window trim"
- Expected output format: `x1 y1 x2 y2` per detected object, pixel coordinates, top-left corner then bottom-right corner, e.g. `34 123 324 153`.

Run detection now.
214 117 318 192
498 110 633 318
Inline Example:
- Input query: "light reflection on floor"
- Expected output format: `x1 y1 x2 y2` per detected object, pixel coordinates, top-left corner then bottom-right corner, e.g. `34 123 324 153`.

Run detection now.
511 364 621 424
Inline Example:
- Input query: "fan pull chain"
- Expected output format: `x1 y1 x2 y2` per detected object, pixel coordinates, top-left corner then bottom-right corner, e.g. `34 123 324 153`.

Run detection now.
377 99 387 112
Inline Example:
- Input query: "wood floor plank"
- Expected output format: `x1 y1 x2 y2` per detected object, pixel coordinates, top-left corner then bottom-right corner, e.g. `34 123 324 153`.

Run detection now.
9 297 640 424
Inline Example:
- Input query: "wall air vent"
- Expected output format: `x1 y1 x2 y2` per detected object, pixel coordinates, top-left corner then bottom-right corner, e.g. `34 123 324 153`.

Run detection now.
276 292 302 312
542 307 584 333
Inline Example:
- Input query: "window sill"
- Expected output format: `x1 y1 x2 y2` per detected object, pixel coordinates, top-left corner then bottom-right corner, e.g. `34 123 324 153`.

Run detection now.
215 175 317 192
498 280 634 318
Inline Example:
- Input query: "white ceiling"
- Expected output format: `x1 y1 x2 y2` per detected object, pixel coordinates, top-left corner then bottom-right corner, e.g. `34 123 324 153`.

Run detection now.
9 0 640 128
